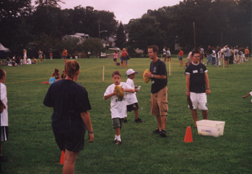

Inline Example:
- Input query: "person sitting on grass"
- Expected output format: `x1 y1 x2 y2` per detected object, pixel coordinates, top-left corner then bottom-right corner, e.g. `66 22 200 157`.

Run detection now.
61 69 66 79
103 71 135 145
51 68 60 80
125 68 143 123
27 57 32 64
31 57 37 64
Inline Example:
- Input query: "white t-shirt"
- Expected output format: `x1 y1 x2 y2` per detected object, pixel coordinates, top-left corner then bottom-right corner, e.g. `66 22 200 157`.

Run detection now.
27 58 31 64
212 50 216 58
167 50 171 56
163 49 166 55
104 82 133 119
1 83 8 126
126 78 138 105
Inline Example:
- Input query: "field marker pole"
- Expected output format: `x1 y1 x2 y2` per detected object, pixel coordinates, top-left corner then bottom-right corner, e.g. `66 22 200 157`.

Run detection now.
223 57 224 68
102 64 105 81
169 60 171 76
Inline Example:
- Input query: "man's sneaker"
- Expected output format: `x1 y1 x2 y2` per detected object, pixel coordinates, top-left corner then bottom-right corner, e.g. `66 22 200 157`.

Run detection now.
159 129 167 138
153 129 160 134
115 141 122 145
135 118 143 123
0 156 9 162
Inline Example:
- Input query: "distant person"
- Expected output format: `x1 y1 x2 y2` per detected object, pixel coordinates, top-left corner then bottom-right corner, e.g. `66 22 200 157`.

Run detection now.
163 46 167 60
125 69 143 123
245 47 250 61
144 45 168 138
185 50 211 126
49 52 53 60
103 71 135 145
206 45 212 65
113 50 118 66
223 45 230 67
43 60 94 174
31 57 37 64
38 49 43 63
62 49 68 63
167 48 171 62
178 48 184 67
0 69 9 162
51 68 61 80
27 57 32 64
120 48 128 68
61 69 66 79
23 49 27 64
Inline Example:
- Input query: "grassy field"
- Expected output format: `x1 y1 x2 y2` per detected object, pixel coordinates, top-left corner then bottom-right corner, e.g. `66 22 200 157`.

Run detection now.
1 57 252 174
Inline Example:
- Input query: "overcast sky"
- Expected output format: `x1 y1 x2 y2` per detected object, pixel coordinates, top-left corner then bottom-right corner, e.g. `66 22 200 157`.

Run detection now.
32 0 182 24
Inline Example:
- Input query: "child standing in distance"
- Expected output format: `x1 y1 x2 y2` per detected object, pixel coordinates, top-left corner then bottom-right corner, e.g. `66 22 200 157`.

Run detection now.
178 48 184 67
113 50 118 66
103 71 135 145
125 69 143 123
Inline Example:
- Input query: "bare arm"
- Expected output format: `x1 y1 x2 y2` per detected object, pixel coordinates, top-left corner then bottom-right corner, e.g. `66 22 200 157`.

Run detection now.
124 88 135 93
104 92 116 100
186 74 190 96
205 72 211 95
243 93 251 99
80 111 94 143
145 72 166 79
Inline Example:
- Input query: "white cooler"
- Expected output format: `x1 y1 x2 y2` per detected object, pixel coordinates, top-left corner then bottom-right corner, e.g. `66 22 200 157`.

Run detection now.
196 120 225 137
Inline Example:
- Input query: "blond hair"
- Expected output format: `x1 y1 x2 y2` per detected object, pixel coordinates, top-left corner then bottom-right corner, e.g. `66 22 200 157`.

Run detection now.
65 60 80 79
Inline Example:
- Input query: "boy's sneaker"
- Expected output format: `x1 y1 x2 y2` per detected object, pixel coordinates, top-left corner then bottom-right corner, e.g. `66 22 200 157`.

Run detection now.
135 118 143 123
153 129 160 134
115 141 122 145
159 129 167 138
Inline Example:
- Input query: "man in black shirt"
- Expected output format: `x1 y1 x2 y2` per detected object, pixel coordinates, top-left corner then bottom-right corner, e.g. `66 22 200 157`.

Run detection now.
145 45 168 137
185 50 211 126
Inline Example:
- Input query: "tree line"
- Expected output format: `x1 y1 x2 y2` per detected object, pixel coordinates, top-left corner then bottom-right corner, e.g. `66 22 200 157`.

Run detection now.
0 0 250 58
125 0 251 55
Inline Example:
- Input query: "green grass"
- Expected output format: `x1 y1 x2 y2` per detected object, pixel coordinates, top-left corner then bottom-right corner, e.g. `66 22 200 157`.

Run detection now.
1 57 252 174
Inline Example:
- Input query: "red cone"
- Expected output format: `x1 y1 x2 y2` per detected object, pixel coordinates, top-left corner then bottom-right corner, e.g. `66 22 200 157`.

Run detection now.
59 151 65 165
184 126 193 143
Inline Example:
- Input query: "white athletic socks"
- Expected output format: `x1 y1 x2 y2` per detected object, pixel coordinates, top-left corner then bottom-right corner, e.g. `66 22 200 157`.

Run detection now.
115 135 121 142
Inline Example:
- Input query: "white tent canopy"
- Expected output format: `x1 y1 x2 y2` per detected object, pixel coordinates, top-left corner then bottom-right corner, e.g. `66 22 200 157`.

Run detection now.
0 43 10 52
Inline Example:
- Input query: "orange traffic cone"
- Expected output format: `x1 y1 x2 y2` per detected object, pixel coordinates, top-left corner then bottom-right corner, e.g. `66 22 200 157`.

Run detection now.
184 126 193 143
59 151 65 165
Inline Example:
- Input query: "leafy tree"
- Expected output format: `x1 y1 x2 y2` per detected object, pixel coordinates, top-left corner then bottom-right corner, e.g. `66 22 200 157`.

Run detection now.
115 22 126 49
34 0 65 8
127 16 165 54
81 38 104 57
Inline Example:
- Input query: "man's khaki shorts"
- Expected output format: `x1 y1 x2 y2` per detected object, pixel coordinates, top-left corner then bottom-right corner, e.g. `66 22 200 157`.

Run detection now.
150 86 168 116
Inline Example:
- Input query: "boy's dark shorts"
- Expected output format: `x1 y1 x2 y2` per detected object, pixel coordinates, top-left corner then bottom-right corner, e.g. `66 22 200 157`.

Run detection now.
53 126 85 152
113 58 117 61
112 118 124 129
127 103 139 112
224 56 229 61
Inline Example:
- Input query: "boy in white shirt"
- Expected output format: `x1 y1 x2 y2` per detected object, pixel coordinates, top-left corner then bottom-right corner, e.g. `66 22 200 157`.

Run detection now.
0 69 8 162
125 69 143 123
104 71 135 145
